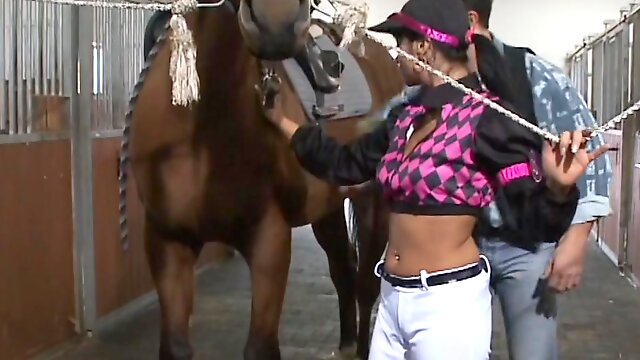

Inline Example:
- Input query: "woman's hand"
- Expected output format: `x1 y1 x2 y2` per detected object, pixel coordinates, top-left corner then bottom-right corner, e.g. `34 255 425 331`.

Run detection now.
255 71 285 126
541 130 609 195
255 72 299 139
261 92 285 126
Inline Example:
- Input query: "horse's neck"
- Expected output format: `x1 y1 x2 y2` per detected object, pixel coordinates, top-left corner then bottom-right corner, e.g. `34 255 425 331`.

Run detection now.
193 11 260 123
196 11 257 84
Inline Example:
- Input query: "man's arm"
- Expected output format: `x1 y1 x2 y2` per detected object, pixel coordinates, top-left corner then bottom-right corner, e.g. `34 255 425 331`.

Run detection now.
525 53 612 292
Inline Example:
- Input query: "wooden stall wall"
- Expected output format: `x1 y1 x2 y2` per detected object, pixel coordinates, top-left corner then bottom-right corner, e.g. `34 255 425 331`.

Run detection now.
598 131 623 261
93 137 149 317
627 17 640 283
0 140 76 360
630 134 640 283
0 0 235 357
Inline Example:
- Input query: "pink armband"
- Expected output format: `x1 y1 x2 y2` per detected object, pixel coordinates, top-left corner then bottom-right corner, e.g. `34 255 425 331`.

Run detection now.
498 162 539 186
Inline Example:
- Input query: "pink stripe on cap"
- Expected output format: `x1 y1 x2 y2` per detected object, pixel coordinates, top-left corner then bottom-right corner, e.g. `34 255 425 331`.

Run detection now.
498 162 532 186
390 13 461 48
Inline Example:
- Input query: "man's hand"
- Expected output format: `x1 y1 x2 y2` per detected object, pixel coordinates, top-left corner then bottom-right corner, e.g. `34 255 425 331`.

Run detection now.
543 221 594 293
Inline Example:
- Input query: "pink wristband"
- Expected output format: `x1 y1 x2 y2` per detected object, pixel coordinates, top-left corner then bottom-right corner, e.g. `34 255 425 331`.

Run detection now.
498 162 532 186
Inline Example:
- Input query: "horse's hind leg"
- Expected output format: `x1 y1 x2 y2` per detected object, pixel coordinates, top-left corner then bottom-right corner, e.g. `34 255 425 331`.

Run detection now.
145 222 202 360
349 192 388 360
240 203 292 360
311 207 358 358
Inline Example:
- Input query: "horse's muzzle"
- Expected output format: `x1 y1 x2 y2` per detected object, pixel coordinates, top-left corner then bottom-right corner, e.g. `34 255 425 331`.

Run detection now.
238 0 311 60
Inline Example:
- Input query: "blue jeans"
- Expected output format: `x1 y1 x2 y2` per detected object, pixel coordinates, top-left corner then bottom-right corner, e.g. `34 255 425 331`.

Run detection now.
478 238 559 360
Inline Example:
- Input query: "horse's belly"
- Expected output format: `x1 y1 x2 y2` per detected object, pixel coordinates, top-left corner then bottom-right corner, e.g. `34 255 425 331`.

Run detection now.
131 137 350 237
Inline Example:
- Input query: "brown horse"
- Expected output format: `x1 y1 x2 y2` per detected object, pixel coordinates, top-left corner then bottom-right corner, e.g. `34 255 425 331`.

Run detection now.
123 0 404 358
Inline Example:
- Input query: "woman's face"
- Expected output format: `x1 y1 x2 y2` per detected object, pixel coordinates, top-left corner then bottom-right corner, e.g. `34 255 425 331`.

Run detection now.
395 35 434 87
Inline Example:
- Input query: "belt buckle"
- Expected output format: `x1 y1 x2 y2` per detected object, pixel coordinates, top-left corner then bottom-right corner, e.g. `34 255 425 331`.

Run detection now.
479 254 491 274
419 269 430 290
373 260 385 278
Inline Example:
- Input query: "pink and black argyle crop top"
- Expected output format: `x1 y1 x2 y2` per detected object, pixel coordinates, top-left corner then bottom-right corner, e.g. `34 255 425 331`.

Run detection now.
290 74 577 224
376 97 494 216
375 87 540 216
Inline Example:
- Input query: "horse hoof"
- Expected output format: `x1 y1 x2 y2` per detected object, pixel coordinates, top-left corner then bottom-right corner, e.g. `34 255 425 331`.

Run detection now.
321 345 359 360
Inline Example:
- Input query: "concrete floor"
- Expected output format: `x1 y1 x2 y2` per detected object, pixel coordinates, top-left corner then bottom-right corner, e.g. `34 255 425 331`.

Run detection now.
54 226 640 360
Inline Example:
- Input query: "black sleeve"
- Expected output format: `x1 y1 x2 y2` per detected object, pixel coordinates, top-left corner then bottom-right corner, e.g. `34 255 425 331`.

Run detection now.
474 105 579 246
289 116 394 186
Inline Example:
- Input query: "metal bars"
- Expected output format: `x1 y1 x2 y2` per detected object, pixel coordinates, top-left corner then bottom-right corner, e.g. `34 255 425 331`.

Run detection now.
0 0 152 135
91 3 152 130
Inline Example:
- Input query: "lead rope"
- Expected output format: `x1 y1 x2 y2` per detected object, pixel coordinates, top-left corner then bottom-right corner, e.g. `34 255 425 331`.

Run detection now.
328 0 639 264
331 0 640 144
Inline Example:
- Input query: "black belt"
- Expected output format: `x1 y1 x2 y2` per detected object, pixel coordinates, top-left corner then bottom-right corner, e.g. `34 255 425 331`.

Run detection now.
375 257 489 289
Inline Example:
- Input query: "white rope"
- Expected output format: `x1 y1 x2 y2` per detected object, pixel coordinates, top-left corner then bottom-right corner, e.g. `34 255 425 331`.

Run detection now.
391 44 640 142
28 0 640 127
332 1 640 144
31 0 228 106
168 0 200 106
332 0 369 56
392 46 561 142
591 99 640 135
30 0 225 11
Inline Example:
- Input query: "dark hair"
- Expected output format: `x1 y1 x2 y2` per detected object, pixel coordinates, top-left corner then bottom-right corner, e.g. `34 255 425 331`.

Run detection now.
461 0 493 28
391 29 425 45
469 33 515 104
390 6 513 103
396 30 514 105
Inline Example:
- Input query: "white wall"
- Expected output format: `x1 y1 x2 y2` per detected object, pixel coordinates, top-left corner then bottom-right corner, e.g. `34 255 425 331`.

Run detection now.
488 0 632 66
361 0 632 67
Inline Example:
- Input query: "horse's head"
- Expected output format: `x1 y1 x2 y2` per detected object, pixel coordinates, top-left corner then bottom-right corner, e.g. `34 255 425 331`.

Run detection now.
237 0 311 60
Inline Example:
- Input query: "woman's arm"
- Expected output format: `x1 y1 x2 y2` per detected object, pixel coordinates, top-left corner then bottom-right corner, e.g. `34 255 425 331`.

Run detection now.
269 114 394 186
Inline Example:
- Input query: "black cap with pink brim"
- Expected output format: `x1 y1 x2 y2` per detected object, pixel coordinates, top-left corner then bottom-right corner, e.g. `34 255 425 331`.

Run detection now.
368 0 471 49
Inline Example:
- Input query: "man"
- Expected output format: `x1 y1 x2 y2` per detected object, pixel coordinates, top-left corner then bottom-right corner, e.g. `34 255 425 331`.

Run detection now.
461 0 612 359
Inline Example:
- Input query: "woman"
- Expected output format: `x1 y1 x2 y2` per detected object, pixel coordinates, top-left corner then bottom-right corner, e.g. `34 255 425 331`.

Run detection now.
262 0 607 358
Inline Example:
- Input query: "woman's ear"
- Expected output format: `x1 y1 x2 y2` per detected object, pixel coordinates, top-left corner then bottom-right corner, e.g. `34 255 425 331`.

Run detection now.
410 40 429 73
413 40 430 62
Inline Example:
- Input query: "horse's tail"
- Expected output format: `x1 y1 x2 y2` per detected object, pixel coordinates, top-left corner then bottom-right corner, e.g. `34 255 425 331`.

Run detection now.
118 18 171 250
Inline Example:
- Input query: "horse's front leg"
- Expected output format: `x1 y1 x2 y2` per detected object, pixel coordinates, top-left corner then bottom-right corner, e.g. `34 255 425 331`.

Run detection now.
145 222 202 360
241 203 292 360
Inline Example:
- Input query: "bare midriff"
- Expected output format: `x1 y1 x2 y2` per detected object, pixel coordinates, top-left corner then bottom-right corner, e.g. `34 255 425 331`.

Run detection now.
384 213 479 277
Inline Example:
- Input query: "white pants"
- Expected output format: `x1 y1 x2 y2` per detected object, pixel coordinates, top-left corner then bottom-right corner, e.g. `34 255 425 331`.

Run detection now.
369 259 492 360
